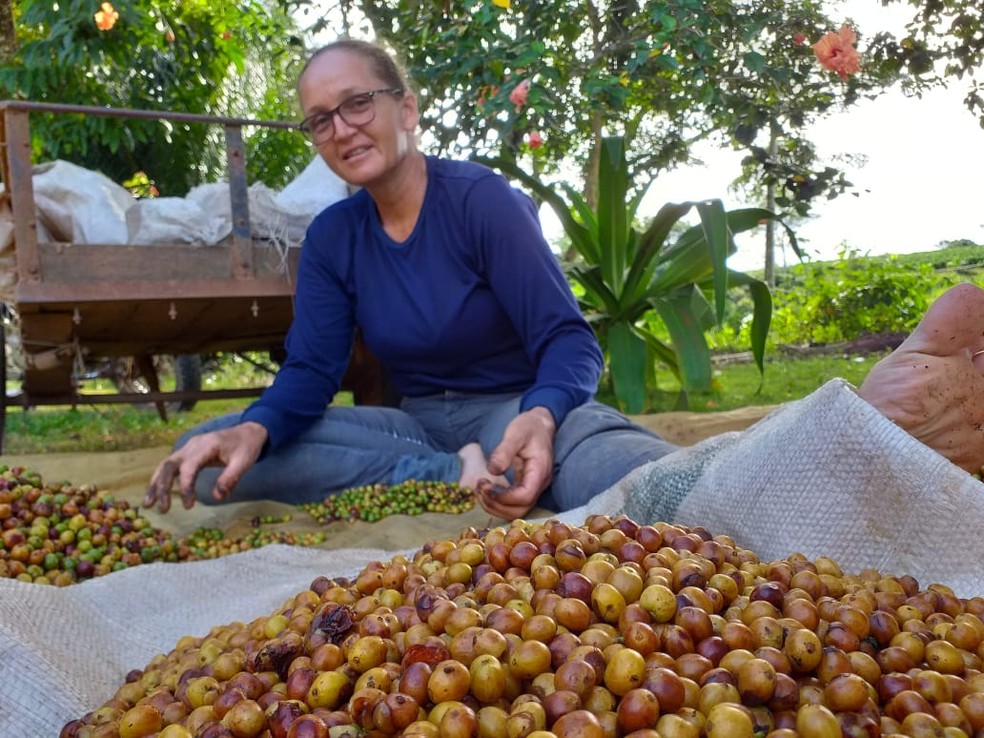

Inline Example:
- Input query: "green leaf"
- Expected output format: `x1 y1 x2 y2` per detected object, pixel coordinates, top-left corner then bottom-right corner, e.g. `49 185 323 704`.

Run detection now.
608 322 648 414
623 201 692 303
636 329 682 384
569 264 621 316
560 183 599 245
654 292 713 393
648 223 715 292
726 271 773 380
726 208 802 259
596 136 631 295
696 200 729 323
743 50 767 74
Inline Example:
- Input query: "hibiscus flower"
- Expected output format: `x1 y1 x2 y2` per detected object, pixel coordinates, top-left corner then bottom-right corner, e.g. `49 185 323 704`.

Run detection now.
509 79 531 113
94 2 119 31
528 131 543 149
813 25 861 81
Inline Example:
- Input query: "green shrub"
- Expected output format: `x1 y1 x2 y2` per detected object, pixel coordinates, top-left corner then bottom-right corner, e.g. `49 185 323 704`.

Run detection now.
707 245 982 350
770 249 936 344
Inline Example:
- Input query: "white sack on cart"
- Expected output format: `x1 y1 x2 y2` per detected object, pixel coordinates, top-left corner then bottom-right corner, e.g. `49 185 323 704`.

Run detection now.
0 194 15 300
0 184 54 302
125 196 226 246
186 182 292 247
186 181 305 248
31 160 134 244
275 155 351 239
188 156 349 248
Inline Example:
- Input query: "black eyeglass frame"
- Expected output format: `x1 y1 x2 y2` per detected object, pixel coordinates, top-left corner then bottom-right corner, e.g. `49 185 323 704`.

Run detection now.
297 88 405 143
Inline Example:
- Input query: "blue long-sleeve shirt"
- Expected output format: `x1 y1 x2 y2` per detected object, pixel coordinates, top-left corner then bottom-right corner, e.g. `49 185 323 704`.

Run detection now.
242 156 603 451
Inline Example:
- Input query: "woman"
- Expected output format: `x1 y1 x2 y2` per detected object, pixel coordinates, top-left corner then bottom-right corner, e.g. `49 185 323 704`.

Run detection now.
143 38 677 519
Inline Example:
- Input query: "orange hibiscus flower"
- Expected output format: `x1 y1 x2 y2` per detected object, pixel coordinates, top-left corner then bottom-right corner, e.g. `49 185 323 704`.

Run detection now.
813 25 861 81
94 2 119 31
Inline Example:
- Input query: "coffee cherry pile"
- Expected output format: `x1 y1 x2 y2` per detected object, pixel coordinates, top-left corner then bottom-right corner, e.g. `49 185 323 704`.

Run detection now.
182 526 327 559
252 514 294 527
0 466 326 585
299 480 475 524
63 514 984 738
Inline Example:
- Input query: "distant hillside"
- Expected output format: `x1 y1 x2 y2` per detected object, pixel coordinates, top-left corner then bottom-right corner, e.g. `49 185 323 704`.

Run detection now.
772 240 984 283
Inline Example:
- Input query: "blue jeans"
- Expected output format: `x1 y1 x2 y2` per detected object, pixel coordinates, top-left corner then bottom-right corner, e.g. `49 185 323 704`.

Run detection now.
179 393 677 511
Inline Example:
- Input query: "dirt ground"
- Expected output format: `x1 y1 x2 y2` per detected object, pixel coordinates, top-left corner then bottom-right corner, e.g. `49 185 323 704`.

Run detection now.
1 404 775 549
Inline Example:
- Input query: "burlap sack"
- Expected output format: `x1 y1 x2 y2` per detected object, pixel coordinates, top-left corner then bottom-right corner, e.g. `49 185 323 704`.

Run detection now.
2 378 981 734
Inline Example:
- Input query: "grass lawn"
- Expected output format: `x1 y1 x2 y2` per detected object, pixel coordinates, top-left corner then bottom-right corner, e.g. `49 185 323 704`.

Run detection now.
647 352 882 412
2 352 884 455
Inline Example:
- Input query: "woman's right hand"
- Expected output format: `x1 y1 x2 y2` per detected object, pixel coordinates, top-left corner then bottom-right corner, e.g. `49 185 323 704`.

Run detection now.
142 421 268 513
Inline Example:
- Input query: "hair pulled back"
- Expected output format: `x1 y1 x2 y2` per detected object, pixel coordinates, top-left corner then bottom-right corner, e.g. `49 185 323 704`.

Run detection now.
299 38 410 92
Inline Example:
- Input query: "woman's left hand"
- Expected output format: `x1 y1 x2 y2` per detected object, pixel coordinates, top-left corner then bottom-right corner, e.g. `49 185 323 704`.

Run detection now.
476 407 556 519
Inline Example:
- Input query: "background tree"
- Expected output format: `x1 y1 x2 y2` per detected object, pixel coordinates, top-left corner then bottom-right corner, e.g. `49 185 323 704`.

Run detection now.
871 0 983 125
1 0 311 194
702 6 878 287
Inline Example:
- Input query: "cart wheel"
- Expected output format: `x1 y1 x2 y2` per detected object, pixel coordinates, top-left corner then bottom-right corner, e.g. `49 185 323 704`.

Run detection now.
171 355 203 411
114 354 204 413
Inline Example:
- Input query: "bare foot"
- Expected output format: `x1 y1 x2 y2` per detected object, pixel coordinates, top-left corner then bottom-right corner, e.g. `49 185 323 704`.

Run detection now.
858 282 984 473
457 442 509 491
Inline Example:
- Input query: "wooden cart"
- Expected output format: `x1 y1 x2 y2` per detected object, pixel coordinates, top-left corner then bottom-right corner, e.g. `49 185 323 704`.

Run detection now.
0 101 385 452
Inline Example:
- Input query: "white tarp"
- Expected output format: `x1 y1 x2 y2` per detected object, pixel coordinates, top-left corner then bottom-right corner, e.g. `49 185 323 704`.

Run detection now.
32 160 135 245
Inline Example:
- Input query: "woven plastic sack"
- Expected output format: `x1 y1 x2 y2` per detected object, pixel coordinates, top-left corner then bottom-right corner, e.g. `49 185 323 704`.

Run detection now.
125 196 226 245
0 194 16 301
31 160 134 244
0 545 391 735
611 378 984 596
274 155 351 241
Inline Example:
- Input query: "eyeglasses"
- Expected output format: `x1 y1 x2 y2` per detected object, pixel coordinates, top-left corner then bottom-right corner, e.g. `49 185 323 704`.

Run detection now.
298 88 404 144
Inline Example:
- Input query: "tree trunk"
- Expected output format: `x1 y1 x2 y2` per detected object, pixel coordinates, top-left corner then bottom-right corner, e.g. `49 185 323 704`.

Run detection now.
0 0 15 63
763 122 779 290
584 109 603 209
563 110 604 262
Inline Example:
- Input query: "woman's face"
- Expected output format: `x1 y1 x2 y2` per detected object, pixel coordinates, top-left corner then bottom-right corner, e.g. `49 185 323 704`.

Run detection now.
298 49 418 189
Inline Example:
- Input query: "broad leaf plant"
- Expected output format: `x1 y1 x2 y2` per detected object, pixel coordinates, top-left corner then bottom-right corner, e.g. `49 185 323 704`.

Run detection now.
478 136 795 413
